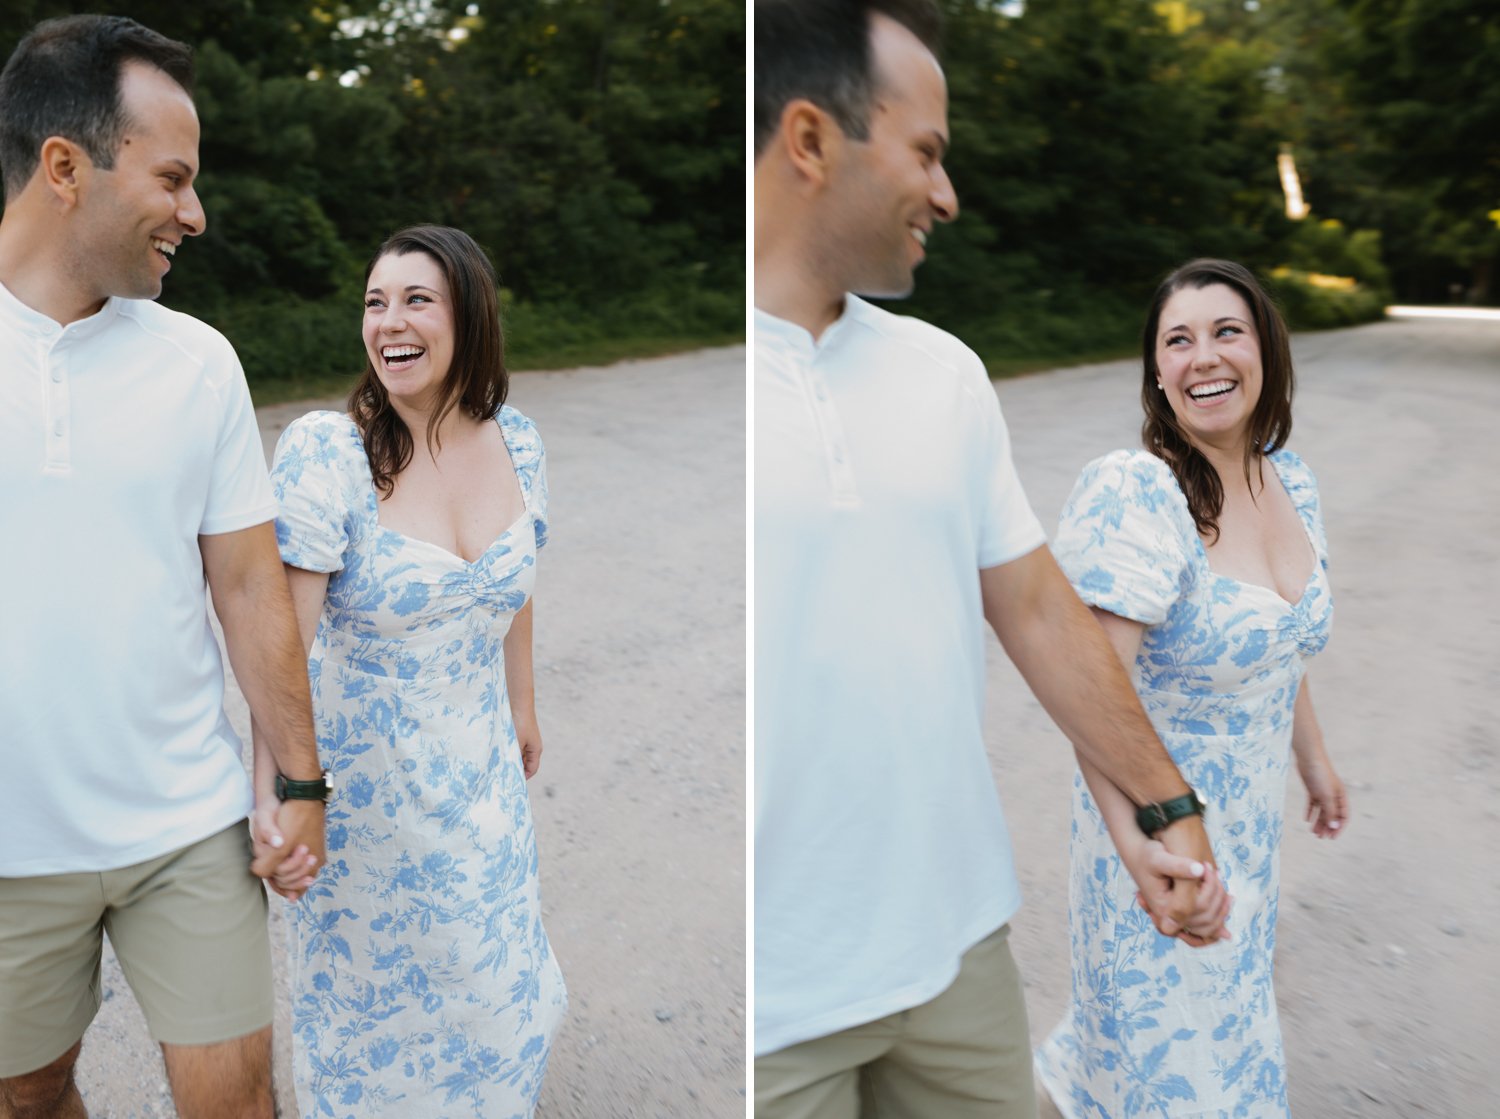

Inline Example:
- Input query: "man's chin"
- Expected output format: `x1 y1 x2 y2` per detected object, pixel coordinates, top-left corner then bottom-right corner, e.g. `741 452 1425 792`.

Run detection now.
852 274 918 302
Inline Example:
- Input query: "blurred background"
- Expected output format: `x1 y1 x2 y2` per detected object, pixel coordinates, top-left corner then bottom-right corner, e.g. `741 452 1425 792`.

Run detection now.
881 0 1498 374
0 0 746 402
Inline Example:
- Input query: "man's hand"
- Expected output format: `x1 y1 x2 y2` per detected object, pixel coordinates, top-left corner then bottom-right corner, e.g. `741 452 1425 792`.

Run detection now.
1152 815 1229 944
249 797 324 901
1129 839 1233 947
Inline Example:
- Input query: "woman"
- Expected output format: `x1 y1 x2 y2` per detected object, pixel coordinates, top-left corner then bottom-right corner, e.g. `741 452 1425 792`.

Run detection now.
1035 259 1347 1117
253 225 567 1118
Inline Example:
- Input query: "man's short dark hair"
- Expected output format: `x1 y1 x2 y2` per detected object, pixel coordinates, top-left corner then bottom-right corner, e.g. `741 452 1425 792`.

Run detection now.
0 15 195 200
754 0 942 157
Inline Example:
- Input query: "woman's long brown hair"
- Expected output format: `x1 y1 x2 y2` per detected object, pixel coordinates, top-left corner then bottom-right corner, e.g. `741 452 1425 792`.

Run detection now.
349 225 508 496
1140 258 1295 543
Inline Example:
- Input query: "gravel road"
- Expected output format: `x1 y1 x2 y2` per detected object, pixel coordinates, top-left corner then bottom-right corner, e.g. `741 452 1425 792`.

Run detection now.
61 313 1500 1118
70 346 746 1118
984 314 1499 1118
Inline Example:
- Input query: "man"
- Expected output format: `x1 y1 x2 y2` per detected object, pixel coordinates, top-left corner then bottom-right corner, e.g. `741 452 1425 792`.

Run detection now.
754 2 1226 1115
0 16 325 1119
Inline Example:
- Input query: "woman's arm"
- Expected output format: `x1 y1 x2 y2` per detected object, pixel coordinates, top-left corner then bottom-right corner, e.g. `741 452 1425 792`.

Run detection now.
504 598 544 778
251 565 331 898
1076 607 1231 944
1292 677 1348 838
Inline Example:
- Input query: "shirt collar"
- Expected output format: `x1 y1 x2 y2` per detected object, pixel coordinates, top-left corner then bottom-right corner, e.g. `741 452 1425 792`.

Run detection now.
0 280 121 341
754 295 864 357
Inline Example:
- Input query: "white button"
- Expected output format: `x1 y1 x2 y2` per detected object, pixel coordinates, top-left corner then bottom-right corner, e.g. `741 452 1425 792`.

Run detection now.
51 368 62 383
53 421 63 436
833 448 845 465
815 385 828 402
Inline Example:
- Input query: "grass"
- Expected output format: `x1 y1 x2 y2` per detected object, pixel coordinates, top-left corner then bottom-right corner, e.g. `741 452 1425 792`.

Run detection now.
247 328 744 407
982 341 1141 379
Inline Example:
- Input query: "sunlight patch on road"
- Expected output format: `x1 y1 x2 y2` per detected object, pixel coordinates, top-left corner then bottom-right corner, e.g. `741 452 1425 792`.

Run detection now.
1386 306 1500 322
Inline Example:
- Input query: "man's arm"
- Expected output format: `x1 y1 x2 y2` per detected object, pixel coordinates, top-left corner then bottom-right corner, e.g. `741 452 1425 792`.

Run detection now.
978 545 1217 918
1074 607 1231 943
200 524 326 876
249 564 331 897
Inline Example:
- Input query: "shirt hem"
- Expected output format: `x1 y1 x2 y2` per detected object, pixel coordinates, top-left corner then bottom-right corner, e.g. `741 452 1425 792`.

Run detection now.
978 534 1048 571
0 804 252 878
200 505 278 536
754 900 1021 1058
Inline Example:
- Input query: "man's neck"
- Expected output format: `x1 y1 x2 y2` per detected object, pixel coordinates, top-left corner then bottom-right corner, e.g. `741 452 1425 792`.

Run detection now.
753 254 845 342
0 211 102 326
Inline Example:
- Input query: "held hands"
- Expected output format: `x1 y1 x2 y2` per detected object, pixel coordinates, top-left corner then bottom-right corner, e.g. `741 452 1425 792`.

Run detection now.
1130 841 1233 946
1138 815 1232 947
250 797 326 902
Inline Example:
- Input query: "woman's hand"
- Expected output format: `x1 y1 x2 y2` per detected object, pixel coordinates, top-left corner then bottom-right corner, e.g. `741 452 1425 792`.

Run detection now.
514 709 544 779
1128 839 1233 946
250 799 320 901
1299 753 1348 838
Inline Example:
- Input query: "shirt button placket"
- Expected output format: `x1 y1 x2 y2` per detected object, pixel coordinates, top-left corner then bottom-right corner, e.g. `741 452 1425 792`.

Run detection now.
43 341 70 473
807 358 859 507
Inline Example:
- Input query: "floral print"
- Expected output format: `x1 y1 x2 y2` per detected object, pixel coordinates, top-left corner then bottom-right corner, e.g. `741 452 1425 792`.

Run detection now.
1035 448 1331 1119
270 407 566 1119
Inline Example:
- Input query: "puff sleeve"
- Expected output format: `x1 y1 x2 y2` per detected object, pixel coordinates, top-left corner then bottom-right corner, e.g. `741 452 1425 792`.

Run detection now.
501 405 549 550
270 411 355 573
1052 450 1194 625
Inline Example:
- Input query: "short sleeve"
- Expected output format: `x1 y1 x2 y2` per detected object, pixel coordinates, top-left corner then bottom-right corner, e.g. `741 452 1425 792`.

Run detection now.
269 412 355 573
199 346 277 535
501 406 549 550
1053 450 1193 625
972 366 1046 568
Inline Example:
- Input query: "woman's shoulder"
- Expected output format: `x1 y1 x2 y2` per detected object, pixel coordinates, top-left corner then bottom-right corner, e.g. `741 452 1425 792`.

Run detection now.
278 409 361 455
1268 446 1321 509
498 403 545 458
1063 448 1193 544
1075 448 1181 499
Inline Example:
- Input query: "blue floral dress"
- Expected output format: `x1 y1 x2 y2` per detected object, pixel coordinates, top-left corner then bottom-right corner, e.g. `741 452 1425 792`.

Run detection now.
1035 448 1332 1119
270 408 567 1119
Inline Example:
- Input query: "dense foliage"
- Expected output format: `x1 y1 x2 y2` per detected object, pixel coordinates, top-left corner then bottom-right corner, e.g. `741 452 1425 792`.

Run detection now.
0 1 745 388
886 0 1498 372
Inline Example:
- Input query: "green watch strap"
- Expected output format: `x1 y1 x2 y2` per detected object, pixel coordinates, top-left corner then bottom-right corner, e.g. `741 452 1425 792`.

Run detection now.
1136 789 1206 836
275 771 331 802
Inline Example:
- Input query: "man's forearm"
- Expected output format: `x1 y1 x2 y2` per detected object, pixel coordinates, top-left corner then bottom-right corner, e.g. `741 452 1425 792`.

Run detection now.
203 529 320 781
984 551 1191 807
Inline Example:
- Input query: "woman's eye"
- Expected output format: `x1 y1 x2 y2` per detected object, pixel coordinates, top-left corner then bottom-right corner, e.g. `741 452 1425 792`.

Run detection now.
364 299 383 309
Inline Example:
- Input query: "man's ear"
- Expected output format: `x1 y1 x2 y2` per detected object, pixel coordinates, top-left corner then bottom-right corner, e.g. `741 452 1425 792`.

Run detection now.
37 136 90 209
779 99 843 187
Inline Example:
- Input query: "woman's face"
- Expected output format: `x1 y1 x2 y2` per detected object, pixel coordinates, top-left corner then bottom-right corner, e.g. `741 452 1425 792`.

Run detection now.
1153 283 1263 453
362 250 455 411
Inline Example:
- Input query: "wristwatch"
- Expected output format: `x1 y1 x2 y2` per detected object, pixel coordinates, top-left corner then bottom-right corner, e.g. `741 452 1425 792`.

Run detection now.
1136 787 1206 837
275 770 333 803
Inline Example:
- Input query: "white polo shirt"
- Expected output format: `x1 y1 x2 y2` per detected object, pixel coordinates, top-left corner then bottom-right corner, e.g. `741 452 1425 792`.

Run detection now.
0 282 275 876
754 295 1047 1057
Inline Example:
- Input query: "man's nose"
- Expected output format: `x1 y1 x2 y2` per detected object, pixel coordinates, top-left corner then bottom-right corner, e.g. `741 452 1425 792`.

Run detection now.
931 163 959 223
178 185 205 236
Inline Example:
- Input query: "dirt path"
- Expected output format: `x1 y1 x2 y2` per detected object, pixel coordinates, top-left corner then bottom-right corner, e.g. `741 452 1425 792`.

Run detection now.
72 346 746 1118
984 315 1499 1117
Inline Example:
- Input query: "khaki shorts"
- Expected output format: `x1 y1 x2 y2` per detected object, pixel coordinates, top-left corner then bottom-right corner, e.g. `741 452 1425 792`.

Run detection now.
756 923 1038 1119
0 820 274 1077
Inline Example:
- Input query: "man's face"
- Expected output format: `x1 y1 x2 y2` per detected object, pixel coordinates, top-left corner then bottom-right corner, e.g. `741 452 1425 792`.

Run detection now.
73 62 205 302
826 15 959 300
